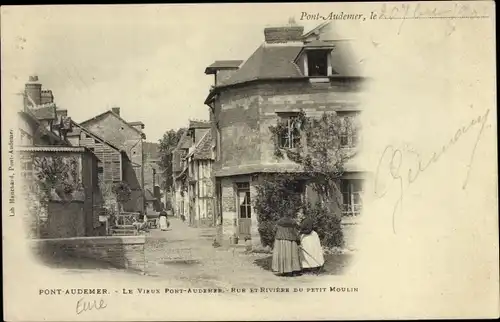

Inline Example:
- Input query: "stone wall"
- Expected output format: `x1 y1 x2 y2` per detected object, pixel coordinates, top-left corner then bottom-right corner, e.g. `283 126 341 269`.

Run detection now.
215 79 365 173
220 176 237 238
46 201 86 238
32 236 146 271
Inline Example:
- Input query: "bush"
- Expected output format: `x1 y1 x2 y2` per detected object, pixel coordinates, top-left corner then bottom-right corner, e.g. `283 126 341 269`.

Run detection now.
253 173 304 248
254 173 345 249
303 201 344 249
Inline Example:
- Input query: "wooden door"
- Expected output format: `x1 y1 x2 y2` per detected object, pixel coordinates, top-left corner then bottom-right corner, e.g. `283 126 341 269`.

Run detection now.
237 184 251 239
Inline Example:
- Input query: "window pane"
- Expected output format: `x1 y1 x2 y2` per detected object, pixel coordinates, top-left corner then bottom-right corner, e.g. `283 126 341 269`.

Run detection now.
240 206 246 218
340 136 348 146
246 205 252 218
342 192 349 205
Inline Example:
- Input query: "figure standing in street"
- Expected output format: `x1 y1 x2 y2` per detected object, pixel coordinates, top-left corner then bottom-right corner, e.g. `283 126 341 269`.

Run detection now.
299 217 325 274
271 215 302 276
159 210 169 231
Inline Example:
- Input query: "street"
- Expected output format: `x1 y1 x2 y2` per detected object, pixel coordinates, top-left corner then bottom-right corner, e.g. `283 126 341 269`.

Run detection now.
143 218 353 289
41 217 353 289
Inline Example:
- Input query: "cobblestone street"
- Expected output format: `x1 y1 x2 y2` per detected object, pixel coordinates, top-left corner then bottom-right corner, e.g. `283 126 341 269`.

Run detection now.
142 218 353 289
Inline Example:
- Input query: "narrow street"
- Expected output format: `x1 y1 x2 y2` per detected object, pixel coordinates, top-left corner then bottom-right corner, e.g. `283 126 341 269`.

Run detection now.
143 218 354 289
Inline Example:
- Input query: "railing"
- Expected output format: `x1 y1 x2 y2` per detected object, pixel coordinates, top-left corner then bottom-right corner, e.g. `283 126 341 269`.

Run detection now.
114 212 140 227
342 204 362 217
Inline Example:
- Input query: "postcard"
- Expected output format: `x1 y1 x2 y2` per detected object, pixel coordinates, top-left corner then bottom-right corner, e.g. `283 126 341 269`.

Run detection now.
1 2 498 321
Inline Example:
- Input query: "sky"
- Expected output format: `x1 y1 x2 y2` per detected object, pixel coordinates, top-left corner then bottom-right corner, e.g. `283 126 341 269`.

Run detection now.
1 4 336 143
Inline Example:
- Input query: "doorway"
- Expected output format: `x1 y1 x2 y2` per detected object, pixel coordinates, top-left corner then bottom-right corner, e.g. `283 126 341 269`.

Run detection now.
236 182 251 239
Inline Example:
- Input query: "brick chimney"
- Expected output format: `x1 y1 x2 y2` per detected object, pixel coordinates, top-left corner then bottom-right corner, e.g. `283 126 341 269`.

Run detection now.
25 75 42 107
264 26 304 43
41 90 54 105
111 107 120 116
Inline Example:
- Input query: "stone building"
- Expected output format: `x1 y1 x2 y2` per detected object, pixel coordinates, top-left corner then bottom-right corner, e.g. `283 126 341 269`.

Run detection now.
18 146 104 239
78 107 146 213
18 76 72 147
172 120 215 227
172 129 192 219
67 122 124 186
204 22 367 246
16 76 105 238
143 141 162 210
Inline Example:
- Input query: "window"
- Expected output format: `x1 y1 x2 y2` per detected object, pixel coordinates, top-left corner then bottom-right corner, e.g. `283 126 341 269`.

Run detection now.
307 50 329 77
340 115 359 148
341 179 363 216
278 113 301 149
97 166 104 174
89 147 95 152
237 183 251 219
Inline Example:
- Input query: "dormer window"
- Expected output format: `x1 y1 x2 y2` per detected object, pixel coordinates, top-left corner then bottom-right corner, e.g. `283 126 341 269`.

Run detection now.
297 41 335 79
307 50 329 77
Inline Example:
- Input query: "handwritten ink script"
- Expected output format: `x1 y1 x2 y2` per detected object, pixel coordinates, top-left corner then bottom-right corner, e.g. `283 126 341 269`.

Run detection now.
76 297 107 315
370 2 489 35
374 108 490 233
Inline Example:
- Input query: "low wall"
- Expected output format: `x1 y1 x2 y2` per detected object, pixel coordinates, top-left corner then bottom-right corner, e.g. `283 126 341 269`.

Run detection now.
31 236 146 271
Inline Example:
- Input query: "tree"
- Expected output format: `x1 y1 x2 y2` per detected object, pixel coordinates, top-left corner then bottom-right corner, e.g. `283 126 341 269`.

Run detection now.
254 109 360 248
269 109 358 214
158 128 186 192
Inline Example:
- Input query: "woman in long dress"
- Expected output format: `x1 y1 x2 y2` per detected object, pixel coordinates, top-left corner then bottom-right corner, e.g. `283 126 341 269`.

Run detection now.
159 211 169 231
299 217 325 273
271 216 302 276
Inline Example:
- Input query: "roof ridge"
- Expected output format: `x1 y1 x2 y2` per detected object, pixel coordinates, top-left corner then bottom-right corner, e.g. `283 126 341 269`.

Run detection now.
186 130 210 158
80 110 143 135
71 121 123 152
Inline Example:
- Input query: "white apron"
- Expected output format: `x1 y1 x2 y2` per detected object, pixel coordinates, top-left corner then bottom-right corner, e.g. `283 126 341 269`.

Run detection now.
159 216 168 230
299 231 325 269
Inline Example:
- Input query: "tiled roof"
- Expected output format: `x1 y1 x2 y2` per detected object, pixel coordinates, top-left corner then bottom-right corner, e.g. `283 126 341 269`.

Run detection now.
143 142 159 159
31 104 57 120
189 120 211 129
16 146 87 153
175 130 192 150
214 22 362 88
67 121 123 152
172 130 191 173
219 44 303 87
193 131 214 160
80 110 143 135
205 60 243 74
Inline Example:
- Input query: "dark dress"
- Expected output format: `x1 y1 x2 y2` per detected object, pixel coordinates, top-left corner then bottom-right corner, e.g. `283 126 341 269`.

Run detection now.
272 217 302 275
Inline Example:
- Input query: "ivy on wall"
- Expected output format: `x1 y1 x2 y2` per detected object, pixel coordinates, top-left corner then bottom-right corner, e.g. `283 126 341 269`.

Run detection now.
33 155 83 203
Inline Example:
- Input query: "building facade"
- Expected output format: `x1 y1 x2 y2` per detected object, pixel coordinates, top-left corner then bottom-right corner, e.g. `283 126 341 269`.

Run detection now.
143 141 163 211
78 107 146 213
18 146 104 239
172 120 215 227
205 22 367 246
